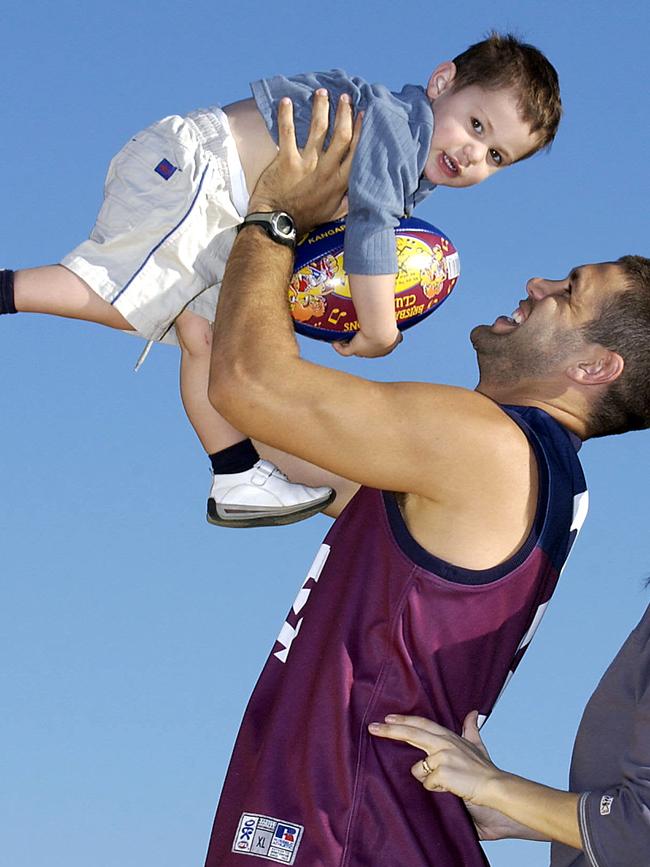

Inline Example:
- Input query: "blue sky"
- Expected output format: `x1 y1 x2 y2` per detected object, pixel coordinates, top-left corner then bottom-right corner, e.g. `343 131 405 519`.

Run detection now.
1 1 648 865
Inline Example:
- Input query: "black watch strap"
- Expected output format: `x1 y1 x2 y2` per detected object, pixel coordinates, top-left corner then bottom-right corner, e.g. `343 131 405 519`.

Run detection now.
237 211 297 248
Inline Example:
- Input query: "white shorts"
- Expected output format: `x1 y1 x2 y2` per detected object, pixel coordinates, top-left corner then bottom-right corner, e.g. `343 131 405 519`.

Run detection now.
61 107 249 344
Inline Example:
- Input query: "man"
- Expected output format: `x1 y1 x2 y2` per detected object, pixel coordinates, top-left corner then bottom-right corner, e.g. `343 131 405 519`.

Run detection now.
204 93 650 866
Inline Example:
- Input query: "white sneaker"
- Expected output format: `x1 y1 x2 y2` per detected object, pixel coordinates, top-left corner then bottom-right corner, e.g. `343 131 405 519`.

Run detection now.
207 460 335 528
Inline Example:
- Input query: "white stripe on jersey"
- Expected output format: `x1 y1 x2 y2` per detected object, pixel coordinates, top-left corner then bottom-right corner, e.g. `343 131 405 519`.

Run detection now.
571 490 589 534
274 545 331 664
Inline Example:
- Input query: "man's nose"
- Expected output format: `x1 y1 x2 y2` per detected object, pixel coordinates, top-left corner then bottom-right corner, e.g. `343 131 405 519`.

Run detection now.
526 276 567 299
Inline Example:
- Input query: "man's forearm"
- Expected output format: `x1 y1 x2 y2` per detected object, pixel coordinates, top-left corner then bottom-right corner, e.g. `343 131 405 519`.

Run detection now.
209 91 357 433
208 225 300 424
215 226 296 361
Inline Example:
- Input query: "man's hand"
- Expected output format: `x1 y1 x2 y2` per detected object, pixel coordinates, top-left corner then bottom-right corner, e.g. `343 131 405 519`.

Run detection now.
248 89 361 236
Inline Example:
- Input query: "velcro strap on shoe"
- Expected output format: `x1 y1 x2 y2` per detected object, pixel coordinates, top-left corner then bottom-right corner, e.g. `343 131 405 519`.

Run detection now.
251 461 275 485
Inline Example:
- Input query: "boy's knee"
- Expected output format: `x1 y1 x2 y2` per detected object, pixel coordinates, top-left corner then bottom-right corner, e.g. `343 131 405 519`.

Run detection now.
176 313 213 357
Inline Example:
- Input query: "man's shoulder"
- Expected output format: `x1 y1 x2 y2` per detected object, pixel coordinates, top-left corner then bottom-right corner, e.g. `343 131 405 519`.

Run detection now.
427 387 535 440
387 383 536 482
498 403 584 468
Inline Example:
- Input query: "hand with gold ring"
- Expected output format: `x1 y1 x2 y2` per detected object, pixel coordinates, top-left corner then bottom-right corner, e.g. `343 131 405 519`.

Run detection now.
368 711 501 805
369 711 584 849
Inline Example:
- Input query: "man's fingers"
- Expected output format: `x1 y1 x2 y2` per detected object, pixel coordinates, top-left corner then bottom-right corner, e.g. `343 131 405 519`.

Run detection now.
276 98 300 161
327 93 354 158
303 89 330 156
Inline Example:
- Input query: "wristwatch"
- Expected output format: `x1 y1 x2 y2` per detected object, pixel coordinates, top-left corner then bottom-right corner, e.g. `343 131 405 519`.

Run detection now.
237 211 297 248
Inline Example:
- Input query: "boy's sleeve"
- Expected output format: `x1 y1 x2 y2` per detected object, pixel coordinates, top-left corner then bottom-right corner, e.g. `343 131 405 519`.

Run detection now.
343 100 422 275
251 70 363 149
576 651 650 866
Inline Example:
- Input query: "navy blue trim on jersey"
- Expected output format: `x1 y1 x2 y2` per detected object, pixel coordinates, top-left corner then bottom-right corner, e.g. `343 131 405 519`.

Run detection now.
383 405 581 586
504 405 584 576
111 162 210 306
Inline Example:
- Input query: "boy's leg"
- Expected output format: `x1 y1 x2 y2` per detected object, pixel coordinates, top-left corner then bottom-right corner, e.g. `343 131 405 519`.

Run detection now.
177 309 246 453
14 265 134 330
175 310 334 528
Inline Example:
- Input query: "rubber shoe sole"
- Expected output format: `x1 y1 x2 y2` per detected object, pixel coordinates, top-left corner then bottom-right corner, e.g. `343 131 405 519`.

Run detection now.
206 489 336 528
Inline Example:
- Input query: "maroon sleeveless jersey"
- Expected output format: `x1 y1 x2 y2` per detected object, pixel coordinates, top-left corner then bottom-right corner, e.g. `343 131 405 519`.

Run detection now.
205 406 588 866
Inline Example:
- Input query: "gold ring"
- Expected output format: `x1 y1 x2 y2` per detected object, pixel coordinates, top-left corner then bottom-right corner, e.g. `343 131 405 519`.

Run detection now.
421 758 433 775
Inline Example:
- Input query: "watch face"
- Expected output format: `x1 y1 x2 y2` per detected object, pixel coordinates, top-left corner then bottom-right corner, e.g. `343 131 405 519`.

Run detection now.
275 213 294 236
240 212 296 246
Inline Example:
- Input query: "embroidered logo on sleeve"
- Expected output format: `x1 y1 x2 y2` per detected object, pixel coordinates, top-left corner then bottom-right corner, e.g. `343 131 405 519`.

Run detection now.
154 158 178 180
600 795 614 815
232 813 304 863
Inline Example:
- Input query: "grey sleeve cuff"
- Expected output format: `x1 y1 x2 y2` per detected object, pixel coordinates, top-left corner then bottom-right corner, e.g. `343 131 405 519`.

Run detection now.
578 784 650 867
578 791 604 867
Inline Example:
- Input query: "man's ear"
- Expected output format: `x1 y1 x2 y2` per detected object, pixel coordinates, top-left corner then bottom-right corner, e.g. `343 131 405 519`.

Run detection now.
426 62 457 101
567 348 624 386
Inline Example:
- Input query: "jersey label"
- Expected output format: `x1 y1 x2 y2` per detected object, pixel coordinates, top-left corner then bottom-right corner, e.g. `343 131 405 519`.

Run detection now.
232 813 304 863
600 795 614 816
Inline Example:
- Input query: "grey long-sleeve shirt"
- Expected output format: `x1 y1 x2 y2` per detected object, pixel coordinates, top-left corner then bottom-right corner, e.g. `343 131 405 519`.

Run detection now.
251 70 436 275
551 603 650 866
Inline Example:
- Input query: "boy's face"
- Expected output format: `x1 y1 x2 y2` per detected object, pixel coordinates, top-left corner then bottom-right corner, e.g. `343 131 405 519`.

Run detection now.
423 62 539 188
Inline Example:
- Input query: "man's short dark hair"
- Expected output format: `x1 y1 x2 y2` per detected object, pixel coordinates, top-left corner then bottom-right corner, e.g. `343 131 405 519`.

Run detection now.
452 32 562 159
583 255 650 437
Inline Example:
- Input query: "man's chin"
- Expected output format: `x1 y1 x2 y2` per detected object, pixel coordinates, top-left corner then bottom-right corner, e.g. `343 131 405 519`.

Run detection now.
470 323 496 350
471 325 528 386
469 324 483 344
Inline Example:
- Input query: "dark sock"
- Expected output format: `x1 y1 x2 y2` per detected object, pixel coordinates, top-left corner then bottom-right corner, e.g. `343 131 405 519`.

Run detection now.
0 270 17 315
209 438 260 475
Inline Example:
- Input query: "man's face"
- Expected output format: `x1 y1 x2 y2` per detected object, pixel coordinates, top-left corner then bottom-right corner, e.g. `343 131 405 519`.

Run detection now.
422 64 539 188
471 262 626 384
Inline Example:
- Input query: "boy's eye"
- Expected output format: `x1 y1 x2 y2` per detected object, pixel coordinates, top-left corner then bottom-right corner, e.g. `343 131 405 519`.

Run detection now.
489 148 503 166
471 117 483 134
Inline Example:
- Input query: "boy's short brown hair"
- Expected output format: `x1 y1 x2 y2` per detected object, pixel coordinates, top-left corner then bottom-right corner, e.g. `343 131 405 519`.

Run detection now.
452 32 562 160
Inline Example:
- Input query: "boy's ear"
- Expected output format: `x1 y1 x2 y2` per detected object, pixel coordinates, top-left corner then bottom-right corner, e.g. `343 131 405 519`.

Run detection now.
426 62 457 101
566 347 624 386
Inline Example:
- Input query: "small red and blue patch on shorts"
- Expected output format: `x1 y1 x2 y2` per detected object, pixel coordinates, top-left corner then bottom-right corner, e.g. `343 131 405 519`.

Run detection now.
154 158 177 180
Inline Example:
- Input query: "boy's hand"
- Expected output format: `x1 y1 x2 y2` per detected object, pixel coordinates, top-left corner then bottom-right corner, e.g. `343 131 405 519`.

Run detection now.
340 273 401 358
249 90 361 236
333 329 403 358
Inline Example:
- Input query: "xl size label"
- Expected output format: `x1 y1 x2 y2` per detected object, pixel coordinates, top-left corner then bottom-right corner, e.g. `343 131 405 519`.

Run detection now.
232 813 304 863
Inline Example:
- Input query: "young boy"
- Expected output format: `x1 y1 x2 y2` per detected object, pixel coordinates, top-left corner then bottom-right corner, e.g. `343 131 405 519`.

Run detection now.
0 33 561 529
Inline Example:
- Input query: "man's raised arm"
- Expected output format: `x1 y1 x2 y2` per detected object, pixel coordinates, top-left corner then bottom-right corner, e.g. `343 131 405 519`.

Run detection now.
208 92 536 568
